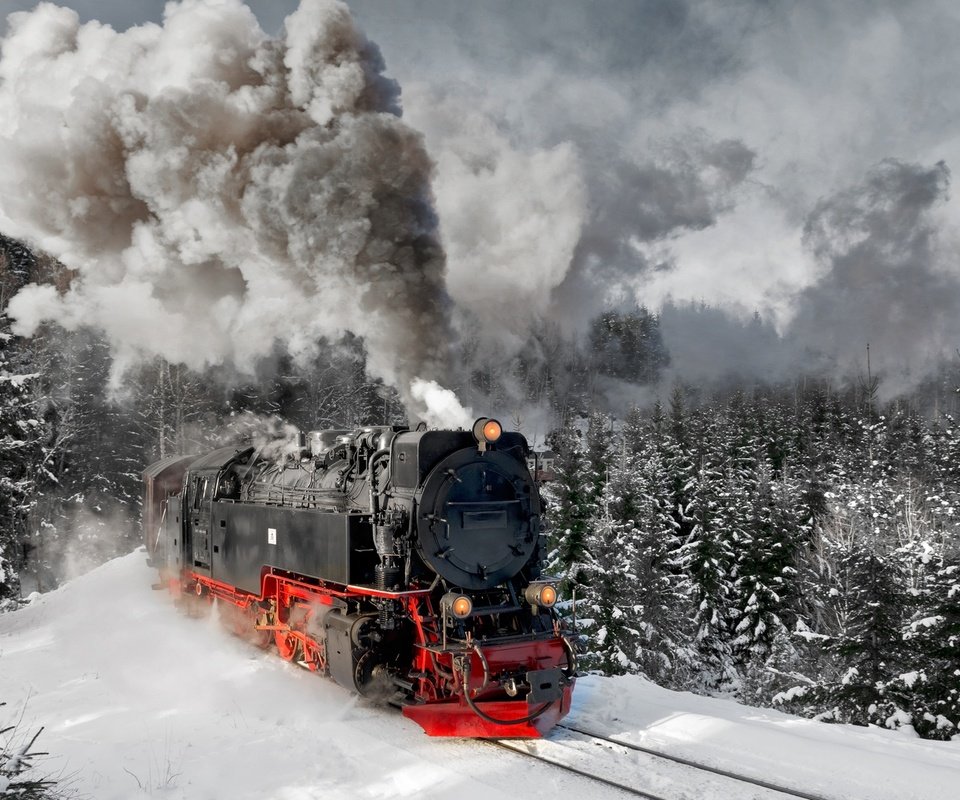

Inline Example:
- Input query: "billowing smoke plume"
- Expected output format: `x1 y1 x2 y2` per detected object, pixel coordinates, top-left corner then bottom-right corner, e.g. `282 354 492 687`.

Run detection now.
223 411 304 462
0 0 452 416
344 1 960 401
787 159 958 396
403 86 586 351
553 134 757 325
7 0 960 425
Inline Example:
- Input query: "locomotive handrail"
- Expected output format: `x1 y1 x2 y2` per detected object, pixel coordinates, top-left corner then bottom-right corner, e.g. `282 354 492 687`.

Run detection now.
368 447 391 517
421 628 564 653
561 634 579 678
345 572 440 599
153 504 167 555
345 584 434 598
465 602 523 615
244 483 349 509
471 642 491 694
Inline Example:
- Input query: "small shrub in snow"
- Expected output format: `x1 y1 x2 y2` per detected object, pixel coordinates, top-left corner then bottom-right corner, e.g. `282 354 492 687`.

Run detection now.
0 703 70 799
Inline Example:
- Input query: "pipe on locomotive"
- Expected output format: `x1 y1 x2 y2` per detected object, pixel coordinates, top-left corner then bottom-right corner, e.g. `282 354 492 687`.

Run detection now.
368 436 403 606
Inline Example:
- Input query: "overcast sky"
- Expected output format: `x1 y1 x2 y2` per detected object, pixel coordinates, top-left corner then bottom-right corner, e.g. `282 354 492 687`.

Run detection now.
3 0 960 392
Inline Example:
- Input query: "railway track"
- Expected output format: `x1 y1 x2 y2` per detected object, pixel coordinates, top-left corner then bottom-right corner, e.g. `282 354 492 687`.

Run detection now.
491 722 835 800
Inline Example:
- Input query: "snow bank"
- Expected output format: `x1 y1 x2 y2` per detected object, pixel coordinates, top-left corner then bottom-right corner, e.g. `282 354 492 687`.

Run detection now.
572 674 960 800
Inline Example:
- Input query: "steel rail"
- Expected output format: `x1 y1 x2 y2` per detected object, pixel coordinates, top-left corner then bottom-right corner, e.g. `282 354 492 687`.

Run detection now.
488 739 669 800
554 722 833 800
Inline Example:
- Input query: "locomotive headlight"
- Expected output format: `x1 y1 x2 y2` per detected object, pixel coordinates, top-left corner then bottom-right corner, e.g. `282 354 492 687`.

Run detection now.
472 417 503 445
442 592 473 619
482 419 502 442
525 582 558 609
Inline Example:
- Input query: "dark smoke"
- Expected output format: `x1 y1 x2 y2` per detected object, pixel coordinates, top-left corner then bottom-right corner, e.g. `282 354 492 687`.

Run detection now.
0 0 458 420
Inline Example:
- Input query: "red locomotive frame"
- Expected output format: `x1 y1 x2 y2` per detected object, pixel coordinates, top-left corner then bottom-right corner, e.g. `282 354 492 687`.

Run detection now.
170 567 574 737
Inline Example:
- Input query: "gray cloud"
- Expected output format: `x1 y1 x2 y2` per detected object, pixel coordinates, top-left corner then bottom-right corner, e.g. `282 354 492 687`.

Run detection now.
367 0 960 393
553 135 757 324
787 159 957 393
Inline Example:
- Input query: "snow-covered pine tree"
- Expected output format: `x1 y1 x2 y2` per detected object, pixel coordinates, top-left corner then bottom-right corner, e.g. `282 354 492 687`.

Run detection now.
622 404 646 461
0 324 38 601
580 459 641 675
901 546 960 739
568 411 615 629
543 424 593 589
627 430 695 685
0 238 46 601
834 545 910 727
0 314 42 601
677 404 739 692
796 454 910 729
733 458 804 690
725 395 807 695
661 386 697 546
585 411 613 501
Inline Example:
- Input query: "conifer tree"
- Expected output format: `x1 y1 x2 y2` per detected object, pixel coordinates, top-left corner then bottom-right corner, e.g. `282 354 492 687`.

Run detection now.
831 546 908 725
661 386 697 543
678 410 739 691
628 434 695 684
901 551 960 739
581 472 641 675
544 425 592 588
0 315 42 600
733 462 803 678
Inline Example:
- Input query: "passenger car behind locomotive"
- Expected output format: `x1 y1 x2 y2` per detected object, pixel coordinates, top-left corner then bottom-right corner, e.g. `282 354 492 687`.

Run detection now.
142 418 575 737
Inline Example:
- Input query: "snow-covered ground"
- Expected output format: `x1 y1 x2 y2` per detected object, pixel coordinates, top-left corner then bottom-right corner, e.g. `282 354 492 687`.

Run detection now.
1 552 957 800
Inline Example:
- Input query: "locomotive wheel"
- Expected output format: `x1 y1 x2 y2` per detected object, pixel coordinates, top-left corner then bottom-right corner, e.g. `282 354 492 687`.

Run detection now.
245 605 272 649
275 630 302 662
301 638 326 673
355 650 394 699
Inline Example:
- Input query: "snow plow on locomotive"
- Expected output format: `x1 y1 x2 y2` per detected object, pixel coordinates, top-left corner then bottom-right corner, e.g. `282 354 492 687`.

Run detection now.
142 418 576 737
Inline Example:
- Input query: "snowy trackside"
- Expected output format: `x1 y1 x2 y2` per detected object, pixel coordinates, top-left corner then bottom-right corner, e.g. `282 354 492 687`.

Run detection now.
0 553 957 800
571 678 960 799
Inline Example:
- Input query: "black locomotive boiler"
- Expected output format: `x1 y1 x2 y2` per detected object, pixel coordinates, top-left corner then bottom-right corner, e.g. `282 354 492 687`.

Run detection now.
142 418 576 737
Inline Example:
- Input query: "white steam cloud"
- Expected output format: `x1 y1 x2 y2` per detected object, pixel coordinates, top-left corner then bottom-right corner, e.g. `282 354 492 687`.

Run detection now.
409 378 473 430
225 411 305 462
0 0 453 412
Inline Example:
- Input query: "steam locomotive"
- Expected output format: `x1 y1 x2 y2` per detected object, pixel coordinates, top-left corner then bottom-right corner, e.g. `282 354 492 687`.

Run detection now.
142 418 575 737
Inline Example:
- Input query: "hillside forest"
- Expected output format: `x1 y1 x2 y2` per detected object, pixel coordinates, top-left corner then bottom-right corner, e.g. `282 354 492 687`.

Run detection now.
1 235 958 741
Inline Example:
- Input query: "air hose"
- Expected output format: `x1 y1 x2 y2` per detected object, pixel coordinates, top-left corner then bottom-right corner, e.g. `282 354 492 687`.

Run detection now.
459 645 552 726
